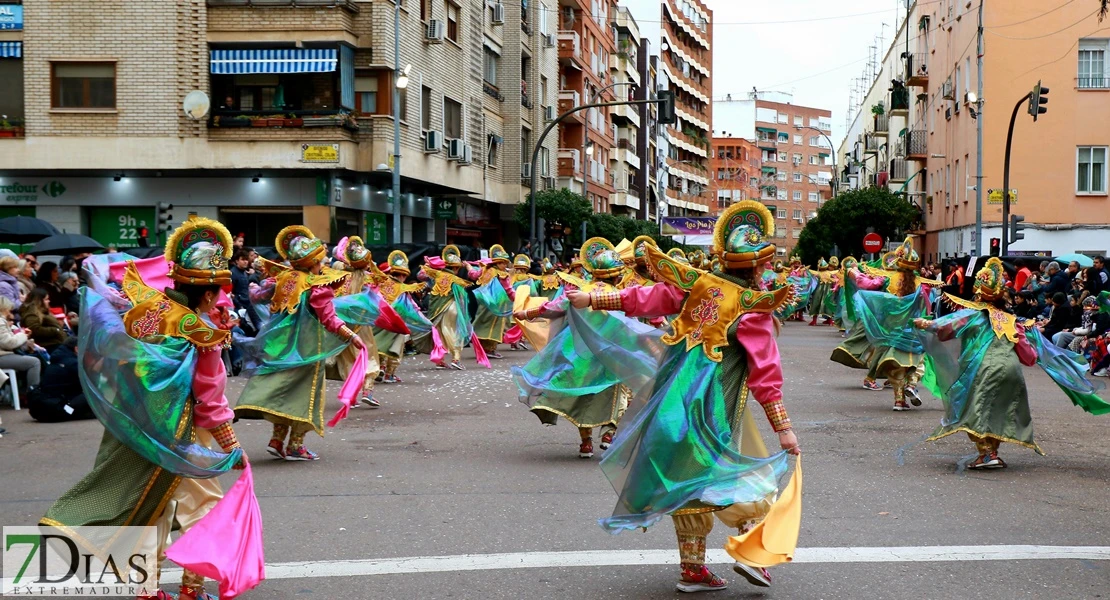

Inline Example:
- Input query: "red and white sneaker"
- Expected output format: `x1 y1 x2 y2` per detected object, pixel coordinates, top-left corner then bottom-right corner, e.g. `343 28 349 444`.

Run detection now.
862 380 883 391
434 362 448 370
969 451 1006 469
599 431 614 450
449 361 464 370
676 564 728 593
285 446 320 461
578 438 594 459
733 562 772 587
265 439 285 459
892 401 911 411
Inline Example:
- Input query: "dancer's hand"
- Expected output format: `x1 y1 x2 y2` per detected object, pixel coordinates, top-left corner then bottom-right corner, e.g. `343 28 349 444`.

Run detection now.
350 335 366 351
913 318 930 330
234 451 249 470
567 289 591 309
778 429 800 455
513 310 528 321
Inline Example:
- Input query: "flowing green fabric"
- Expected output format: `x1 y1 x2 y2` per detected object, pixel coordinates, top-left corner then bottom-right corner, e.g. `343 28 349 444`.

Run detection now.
79 286 240 479
389 294 432 336
1025 327 1110 415
853 287 930 355
916 309 997 427
474 278 513 317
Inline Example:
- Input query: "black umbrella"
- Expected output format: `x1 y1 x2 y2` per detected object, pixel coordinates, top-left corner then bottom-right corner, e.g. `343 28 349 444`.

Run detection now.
29 233 105 255
0 216 62 244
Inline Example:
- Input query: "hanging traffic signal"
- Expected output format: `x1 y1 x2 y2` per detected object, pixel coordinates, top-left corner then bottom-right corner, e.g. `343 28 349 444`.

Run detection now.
1009 214 1026 242
989 238 1001 257
156 202 173 241
1028 81 1049 121
137 226 150 247
657 90 676 125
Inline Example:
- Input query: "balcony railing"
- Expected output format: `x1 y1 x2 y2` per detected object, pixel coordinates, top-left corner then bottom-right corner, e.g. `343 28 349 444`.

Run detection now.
209 109 357 131
484 82 505 102
890 86 910 112
905 52 928 86
905 129 927 158
873 112 889 133
863 133 880 154
1077 76 1110 89
0 118 25 139
521 93 534 109
207 0 359 11
890 158 909 182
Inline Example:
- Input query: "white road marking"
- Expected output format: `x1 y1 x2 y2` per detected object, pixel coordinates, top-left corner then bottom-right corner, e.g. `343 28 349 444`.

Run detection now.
157 545 1110 583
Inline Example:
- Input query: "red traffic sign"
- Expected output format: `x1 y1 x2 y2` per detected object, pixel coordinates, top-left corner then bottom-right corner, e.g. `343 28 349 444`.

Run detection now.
862 233 883 253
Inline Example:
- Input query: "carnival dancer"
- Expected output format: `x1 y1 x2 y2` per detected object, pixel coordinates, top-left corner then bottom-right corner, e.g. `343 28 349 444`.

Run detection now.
807 258 831 326
909 258 1109 468
514 238 634 458
43 217 254 600
328 236 382 407
413 245 486 370
470 244 519 359
234 226 386 462
780 256 814 322
831 256 857 331
849 236 940 410
821 256 843 325
560 201 801 592
373 251 430 383
617 235 659 289
507 254 538 351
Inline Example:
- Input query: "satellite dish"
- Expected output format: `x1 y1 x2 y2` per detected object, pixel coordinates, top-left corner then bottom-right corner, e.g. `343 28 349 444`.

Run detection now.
183 91 211 120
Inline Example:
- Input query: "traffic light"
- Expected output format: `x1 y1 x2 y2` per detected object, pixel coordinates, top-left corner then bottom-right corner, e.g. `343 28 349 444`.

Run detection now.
137 226 150 248
156 202 173 240
989 238 1001 257
1009 214 1026 242
1028 80 1049 121
657 90 676 125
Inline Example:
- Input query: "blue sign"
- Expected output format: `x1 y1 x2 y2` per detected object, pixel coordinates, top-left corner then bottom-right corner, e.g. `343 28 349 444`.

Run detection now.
0 5 21 31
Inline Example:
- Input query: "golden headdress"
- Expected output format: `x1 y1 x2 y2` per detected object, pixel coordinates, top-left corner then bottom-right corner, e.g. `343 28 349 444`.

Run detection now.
513 254 532 270
276 225 327 272
580 237 624 280
713 200 776 270
489 244 511 265
337 235 372 270
883 235 920 271
442 244 463 267
165 216 233 286
387 250 411 277
974 257 1006 302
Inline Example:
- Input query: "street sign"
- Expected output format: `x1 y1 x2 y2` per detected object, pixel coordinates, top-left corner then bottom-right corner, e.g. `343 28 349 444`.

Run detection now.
986 188 1017 204
862 232 883 253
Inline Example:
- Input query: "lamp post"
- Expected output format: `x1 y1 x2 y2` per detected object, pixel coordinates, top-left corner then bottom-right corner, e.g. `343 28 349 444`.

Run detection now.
795 125 837 198
391 3 409 246
582 81 635 216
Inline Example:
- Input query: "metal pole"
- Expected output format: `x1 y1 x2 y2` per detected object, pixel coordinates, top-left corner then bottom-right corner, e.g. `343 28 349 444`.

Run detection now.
582 81 634 221
1002 92 1032 254
974 0 984 256
798 125 836 197
391 3 402 245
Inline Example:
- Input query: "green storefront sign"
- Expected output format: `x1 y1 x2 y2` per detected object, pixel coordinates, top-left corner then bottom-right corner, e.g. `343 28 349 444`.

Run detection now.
366 213 388 245
89 207 156 248
433 198 457 220
1 180 66 204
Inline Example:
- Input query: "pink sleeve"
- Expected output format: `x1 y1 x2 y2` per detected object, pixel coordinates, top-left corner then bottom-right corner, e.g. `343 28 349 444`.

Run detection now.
734 312 784 404
618 283 686 318
538 292 569 318
1014 324 1038 366
249 278 275 303
309 286 347 334
500 275 516 301
191 348 234 429
851 270 886 290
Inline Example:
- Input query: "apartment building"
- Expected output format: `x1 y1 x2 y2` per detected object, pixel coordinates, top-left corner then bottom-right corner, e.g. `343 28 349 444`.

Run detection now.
709 135 760 216
606 6 642 218
839 0 1110 260
716 93 834 258
0 0 557 250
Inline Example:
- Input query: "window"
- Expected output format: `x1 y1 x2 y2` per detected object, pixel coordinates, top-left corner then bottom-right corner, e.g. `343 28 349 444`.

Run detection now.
777 208 787 219
792 153 802 164
355 76 379 114
483 47 499 86
539 147 551 176
487 134 499 166
793 115 803 126
1078 146 1108 194
777 132 789 143
776 189 787 200
776 227 786 238
809 155 819 165
420 0 430 21
52 62 116 109
955 158 962 203
808 191 819 202
792 190 802 201
793 173 802 183
444 96 463 139
421 85 433 130
0 53 23 127
777 112 788 124
521 128 532 165
446 2 459 43
539 1 549 35
792 209 802 219
793 230 801 238
1079 40 1108 88
540 75 548 107
398 87 408 121
793 134 802 144
776 172 786 182
778 153 786 162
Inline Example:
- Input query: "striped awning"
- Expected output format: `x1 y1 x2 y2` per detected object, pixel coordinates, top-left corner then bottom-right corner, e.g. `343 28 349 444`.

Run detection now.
0 42 21 59
210 48 337 74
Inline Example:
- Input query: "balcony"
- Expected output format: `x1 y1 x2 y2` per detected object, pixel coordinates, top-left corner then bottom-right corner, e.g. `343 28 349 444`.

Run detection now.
610 188 642 210
558 31 586 70
904 129 927 160
610 102 640 127
558 148 582 178
557 90 584 123
483 82 505 102
207 0 358 11
905 52 928 87
889 158 909 183
1077 76 1110 89
890 86 910 115
614 146 640 170
0 118 25 139
209 110 358 139
521 93 534 109
610 54 641 86
873 112 889 134
863 133 879 154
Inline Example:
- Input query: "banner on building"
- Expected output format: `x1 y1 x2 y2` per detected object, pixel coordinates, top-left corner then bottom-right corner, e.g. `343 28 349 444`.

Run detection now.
661 217 717 236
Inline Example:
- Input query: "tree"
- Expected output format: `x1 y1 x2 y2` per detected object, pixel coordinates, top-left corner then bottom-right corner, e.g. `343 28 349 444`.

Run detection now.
1102 0 1109 21
795 187 919 265
514 188 592 239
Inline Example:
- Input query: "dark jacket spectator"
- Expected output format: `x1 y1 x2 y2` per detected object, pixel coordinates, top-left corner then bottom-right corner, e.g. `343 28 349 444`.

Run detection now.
29 338 93 423
20 288 67 352
1041 293 1072 340
230 251 261 336
33 261 64 308
58 271 81 315
1041 263 1071 299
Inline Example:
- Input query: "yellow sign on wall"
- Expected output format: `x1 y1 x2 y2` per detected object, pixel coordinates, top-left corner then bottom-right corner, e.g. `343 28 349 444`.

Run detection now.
986 188 1017 204
301 143 340 163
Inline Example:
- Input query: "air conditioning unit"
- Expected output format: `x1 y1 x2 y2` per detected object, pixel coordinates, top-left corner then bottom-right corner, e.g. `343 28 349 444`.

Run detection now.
521 162 533 178
491 3 505 24
543 33 555 48
448 138 465 160
944 107 952 121
544 105 557 121
424 131 443 152
941 78 954 99
542 175 556 189
426 20 446 43
459 144 473 165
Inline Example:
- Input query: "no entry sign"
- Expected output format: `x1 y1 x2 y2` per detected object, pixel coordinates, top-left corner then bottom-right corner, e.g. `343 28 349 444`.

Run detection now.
863 233 883 253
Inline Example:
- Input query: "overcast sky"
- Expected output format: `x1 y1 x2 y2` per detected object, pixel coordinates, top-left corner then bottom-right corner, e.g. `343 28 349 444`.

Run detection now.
706 0 907 144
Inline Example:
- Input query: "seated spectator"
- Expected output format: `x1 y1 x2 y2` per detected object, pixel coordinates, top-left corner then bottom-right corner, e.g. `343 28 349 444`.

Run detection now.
1037 292 1070 342
15 258 34 299
20 288 68 353
0 256 24 313
0 295 42 395
28 337 93 423
33 261 64 308
57 271 81 316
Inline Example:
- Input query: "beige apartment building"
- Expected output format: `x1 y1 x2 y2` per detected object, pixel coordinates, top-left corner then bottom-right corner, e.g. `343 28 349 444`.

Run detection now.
0 0 557 250
839 0 1110 260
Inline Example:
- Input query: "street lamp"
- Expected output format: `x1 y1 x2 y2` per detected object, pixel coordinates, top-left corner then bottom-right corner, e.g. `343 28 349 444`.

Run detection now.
794 125 838 198
390 3 407 246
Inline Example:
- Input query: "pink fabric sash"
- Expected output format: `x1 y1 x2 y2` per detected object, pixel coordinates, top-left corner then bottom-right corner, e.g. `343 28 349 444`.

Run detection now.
471 332 490 368
503 324 524 345
429 326 447 364
164 464 265 599
327 346 369 427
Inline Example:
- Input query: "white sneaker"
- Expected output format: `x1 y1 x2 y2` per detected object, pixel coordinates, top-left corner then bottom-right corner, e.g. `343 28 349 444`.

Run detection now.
1093 368 1108 377
733 563 772 587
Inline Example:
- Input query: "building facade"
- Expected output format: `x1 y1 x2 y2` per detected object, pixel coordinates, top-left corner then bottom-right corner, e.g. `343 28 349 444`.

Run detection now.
0 0 558 251
709 135 759 216
838 0 1110 261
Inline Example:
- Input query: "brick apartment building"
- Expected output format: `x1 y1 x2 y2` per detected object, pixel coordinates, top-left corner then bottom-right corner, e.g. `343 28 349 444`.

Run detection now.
709 135 760 216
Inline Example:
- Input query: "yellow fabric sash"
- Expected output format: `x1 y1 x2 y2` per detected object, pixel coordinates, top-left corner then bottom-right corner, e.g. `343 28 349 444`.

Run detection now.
270 267 350 314
121 262 229 349
421 266 472 297
942 293 1033 343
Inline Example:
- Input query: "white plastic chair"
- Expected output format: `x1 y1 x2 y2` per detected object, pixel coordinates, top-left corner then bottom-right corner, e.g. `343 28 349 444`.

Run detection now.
2 369 19 410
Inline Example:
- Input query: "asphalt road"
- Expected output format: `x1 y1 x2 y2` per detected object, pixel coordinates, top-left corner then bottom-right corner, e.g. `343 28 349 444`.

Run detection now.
2 323 1108 599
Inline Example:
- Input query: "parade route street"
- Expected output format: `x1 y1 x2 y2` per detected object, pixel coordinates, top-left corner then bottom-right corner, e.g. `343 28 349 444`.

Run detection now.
2 324 1108 599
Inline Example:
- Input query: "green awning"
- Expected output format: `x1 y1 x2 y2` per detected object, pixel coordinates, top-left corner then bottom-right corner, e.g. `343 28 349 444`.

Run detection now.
818 152 830 158
756 126 777 134
761 166 777 173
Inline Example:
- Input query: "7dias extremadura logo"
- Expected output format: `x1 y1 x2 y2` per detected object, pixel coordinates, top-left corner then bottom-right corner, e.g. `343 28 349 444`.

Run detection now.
3 526 160 597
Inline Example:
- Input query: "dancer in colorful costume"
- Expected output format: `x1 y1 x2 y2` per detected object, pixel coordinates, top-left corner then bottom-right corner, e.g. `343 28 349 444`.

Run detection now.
910 258 1109 468
807 258 831 325
373 251 430 383
514 238 634 458
536 258 563 299
328 236 382 407
831 256 857 331
44 217 255 600
506 254 538 351
470 244 519 359
779 256 814 321
563 201 802 592
234 226 397 461
617 235 659 289
414 245 485 370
